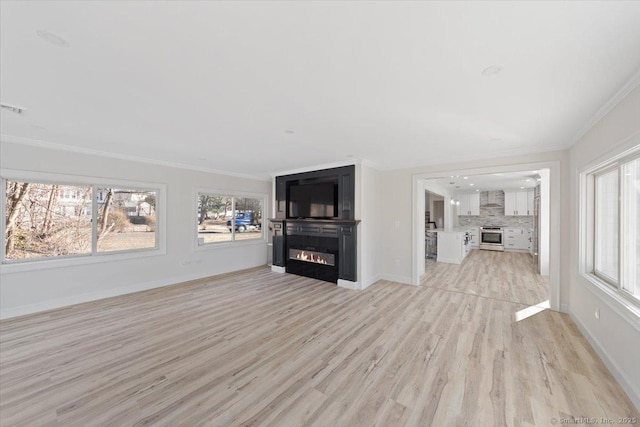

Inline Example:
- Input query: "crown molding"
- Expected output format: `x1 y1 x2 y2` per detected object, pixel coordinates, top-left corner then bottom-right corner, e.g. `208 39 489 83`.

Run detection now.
376 142 568 172
360 158 384 170
0 134 272 182
572 69 640 145
270 159 362 177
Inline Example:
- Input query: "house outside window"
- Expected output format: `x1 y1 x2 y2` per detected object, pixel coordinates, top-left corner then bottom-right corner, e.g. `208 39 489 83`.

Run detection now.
196 192 265 246
2 173 162 265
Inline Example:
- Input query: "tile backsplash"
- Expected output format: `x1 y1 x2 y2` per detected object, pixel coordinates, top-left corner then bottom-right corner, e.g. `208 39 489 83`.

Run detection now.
458 190 534 228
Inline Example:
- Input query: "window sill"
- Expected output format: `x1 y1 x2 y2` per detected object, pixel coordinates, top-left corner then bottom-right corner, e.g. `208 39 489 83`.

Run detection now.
195 238 268 251
1 248 166 275
581 272 640 332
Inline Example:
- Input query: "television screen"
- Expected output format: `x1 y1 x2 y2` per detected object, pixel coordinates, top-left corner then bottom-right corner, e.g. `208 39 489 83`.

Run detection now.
288 183 337 218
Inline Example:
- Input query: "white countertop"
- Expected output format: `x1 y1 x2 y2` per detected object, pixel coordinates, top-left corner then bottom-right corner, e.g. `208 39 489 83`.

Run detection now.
428 227 469 235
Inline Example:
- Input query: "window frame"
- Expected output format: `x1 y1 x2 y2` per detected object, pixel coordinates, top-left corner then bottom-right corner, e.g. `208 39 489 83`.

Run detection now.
1 169 166 273
194 188 267 250
592 164 620 287
581 147 640 316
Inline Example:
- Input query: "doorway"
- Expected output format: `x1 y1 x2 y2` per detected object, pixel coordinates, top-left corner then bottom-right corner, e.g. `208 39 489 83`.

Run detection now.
412 161 560 312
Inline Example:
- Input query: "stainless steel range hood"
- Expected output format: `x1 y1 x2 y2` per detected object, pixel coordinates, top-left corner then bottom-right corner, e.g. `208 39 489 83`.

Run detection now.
481 190 502 207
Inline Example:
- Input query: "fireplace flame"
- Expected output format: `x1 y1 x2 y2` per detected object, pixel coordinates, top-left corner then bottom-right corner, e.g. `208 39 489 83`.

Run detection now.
296 251 328 264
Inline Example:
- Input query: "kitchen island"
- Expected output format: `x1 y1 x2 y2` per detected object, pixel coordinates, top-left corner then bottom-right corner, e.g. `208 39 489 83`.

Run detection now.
431 228 472 264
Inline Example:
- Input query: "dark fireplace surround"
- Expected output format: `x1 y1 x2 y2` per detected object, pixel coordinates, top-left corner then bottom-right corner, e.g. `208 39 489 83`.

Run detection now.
269 165 360 284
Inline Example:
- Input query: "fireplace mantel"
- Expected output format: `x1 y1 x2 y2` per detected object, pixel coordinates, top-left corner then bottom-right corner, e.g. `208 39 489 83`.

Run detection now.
269 218 360 283
270 165 359 285
285 218 360 236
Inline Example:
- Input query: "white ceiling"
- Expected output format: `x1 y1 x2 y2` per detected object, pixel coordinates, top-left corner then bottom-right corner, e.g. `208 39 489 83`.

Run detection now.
429 170 541 194
2 1 640 179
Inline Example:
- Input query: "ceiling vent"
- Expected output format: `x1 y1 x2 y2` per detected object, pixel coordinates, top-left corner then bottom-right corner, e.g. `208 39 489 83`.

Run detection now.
1 103 27 114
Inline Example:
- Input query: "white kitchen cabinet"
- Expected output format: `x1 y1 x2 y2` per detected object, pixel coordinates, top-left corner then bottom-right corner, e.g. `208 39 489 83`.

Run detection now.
458 196 468 216
504 228 530 251
469 192 480 215
527 189 534 216
504 190 531 216
504 191 517 216
516 192 527 214
458 193 480 216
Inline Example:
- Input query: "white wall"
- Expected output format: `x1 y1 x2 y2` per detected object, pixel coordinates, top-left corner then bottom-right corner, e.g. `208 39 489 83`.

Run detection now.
0 141 271 319
429 197 446 229
415 181 426 277
567 85 640 409
538 168 550 276
359 163 382 289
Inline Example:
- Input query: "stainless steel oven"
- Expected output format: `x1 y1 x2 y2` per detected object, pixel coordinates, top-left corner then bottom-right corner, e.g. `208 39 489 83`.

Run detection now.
480 226 504 251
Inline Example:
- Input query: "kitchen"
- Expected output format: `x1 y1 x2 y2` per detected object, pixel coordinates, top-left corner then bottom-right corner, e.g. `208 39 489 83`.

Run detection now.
424 170 549 276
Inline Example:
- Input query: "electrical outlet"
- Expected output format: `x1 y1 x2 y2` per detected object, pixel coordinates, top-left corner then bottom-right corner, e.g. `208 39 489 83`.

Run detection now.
394 258 400 266
594 307 600 320
394 221 400 229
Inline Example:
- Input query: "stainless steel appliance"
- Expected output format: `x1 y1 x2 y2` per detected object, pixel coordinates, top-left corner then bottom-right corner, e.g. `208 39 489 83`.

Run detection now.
425 231 438 259
479 226 504 251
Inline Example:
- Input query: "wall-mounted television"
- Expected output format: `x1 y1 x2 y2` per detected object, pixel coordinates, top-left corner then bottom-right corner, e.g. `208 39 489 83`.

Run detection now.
288 182 338 219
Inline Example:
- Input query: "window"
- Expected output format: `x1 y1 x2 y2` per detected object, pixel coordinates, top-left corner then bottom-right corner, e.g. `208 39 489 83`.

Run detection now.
197 192 264 245
620 158 639 298
96 188 157 253
4 183 92 260
589 152 640 304
3 176 160 264
594 168 619 283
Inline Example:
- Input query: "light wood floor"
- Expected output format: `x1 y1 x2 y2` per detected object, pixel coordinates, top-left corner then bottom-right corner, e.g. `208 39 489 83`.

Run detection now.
1 251 637 426
424 250 549 306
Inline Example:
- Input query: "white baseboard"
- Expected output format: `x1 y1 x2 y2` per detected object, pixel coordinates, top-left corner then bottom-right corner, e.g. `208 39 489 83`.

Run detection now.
435 257 462 264
336 275 381 291
337 279 359 290
0 265 273 320
271 265 286 274
567 306 640 412
0 271 208 320
361 275 381 290
379 274 414 286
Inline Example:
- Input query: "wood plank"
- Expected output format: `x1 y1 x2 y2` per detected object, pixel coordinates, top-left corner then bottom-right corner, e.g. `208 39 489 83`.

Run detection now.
0 252 636 426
